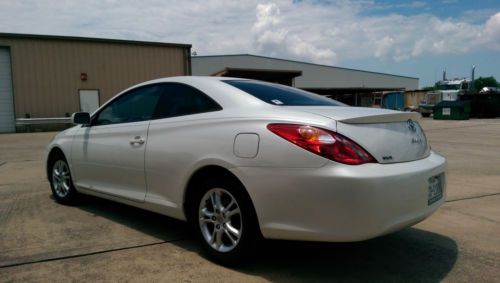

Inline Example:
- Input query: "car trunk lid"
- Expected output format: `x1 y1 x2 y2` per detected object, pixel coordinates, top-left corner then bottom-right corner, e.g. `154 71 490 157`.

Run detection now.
287 106 429 164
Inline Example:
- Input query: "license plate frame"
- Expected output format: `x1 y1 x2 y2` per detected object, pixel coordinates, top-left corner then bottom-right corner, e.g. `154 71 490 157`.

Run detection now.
428 175 443 205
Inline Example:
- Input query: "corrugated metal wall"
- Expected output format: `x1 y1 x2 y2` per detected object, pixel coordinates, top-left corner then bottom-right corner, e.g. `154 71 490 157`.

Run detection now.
0 47 15 132
0 35 190 118
192 55 419 90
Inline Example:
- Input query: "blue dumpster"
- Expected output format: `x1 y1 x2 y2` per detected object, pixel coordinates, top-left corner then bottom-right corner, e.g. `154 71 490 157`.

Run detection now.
382 92 404 110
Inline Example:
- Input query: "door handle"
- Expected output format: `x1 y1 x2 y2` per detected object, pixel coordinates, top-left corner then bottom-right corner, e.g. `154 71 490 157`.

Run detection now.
130 136 145 145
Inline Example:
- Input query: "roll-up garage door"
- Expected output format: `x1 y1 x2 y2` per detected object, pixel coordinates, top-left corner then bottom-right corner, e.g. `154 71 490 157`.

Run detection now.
0 47 15 133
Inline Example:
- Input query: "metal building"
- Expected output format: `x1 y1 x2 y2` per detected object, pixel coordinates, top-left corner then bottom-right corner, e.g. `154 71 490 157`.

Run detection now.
192 54 419 105
0 33 191 133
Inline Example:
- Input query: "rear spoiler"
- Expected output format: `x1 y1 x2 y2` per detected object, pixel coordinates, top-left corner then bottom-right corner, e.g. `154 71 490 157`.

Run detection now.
339 112 422 124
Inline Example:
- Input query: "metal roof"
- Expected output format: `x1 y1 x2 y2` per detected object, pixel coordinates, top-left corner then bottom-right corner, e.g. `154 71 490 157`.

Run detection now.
194 54 418 80
0 32 191 48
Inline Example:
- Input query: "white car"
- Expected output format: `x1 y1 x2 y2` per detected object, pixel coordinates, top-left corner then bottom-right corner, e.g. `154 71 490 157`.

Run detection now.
46 76 446 264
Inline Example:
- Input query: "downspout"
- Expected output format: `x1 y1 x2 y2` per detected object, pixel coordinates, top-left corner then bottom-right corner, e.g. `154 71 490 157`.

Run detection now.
185 47 192 76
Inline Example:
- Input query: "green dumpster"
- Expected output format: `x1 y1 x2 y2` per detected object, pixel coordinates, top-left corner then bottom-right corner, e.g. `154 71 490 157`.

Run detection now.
461 94 500 118
433 100 470 120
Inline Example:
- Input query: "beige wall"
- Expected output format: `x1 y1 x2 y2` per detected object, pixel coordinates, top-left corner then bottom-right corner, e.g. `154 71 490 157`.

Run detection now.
405 90 427 108
0 36 189 118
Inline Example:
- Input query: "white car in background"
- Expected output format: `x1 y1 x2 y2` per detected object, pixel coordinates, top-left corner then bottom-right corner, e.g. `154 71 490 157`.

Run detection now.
46 76 446 264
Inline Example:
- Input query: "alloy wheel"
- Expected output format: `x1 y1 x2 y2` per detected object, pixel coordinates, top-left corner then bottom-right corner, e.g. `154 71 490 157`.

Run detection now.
52 160 71 198
198 188 243 253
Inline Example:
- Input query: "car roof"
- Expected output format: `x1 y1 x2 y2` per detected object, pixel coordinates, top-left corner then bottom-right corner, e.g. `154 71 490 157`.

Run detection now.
141 76 249 85
112 76 265 110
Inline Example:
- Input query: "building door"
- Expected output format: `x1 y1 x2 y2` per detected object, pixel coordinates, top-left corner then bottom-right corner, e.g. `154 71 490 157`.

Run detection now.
79 90 100 113
0 48 15 133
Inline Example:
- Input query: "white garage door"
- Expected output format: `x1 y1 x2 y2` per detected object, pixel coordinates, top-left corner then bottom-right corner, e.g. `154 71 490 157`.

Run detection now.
0 48 15 133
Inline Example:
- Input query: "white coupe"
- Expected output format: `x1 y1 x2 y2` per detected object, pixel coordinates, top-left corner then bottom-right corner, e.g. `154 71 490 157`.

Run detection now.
46 76 446 264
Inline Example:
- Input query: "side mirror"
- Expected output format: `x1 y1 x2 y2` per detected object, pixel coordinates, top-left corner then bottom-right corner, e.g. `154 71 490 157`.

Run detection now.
72 112 91 125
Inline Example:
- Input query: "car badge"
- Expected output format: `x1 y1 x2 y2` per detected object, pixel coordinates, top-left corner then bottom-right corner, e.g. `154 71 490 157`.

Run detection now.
407 119 417 132
411 137 423 144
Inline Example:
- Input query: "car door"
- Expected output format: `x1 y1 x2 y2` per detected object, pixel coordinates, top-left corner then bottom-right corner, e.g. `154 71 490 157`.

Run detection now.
71 84 164 202
144 83 223 207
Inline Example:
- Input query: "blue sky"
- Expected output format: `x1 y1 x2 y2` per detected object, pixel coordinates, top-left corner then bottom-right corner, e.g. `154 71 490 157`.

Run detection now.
351 0 500 86
0 0 498 88
364 0 499 18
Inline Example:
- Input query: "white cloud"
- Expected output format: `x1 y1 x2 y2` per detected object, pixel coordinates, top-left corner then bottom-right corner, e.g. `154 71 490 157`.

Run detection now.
0 0 498 65
482 12 500 49
252 3 337 64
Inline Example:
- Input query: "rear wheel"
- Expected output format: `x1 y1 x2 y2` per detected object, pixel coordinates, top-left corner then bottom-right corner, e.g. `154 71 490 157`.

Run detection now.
49 155 79 204
191 178 259 265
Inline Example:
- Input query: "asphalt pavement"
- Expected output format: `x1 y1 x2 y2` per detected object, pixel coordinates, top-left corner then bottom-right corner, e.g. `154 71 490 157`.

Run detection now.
0 118 499 282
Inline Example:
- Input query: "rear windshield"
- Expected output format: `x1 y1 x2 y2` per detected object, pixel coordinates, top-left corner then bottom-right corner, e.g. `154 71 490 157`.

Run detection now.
224 80 344 106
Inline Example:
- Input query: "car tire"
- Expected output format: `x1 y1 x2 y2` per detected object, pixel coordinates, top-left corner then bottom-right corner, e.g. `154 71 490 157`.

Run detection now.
190 177 260 265
49 153 79 205
422 112 431 117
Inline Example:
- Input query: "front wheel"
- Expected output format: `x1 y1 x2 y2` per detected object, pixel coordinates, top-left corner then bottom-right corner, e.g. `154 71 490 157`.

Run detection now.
191 178 260 265
49 155 79 204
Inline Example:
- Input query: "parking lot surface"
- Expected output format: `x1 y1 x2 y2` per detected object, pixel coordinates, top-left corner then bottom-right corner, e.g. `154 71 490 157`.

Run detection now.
0 118 499 282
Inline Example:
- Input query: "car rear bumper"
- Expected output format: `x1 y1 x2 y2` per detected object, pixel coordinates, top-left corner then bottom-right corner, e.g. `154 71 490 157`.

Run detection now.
231 150 447 242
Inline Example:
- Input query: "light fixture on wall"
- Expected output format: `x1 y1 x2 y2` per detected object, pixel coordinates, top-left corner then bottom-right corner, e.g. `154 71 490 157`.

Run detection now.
80 73 87 81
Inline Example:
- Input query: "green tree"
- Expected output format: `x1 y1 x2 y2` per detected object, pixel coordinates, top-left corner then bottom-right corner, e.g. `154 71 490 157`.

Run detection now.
421 82 440 91
473 76 499 91
434 81 441 90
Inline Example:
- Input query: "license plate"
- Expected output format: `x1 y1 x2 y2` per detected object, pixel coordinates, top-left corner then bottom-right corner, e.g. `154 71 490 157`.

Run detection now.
428 175 443 205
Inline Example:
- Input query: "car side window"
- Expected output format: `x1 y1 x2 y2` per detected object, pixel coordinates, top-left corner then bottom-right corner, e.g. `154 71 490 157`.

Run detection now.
153 83 222 119
94 85 163 126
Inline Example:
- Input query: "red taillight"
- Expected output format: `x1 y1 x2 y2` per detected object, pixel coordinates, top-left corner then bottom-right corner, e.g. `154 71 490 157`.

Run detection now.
267 124 376 165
